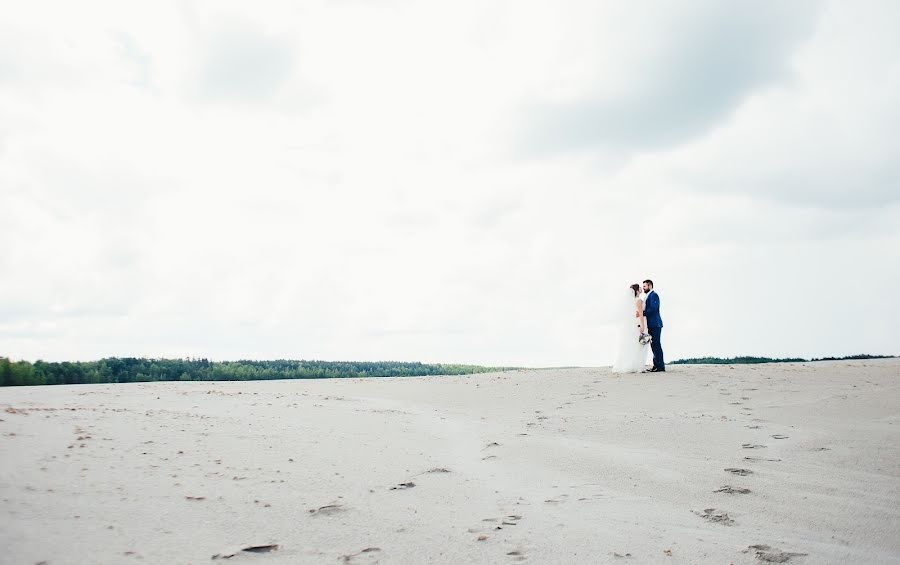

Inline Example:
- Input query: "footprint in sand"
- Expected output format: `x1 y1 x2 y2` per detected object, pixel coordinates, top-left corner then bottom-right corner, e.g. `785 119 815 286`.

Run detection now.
770 434 789 439
339 547 381 562
478 514 524 531
212 544 279 560
714 486 751 494
693 508 735 526
309 504 345 516
482 442 501 460
742 443 766 449
389 482 416 490
506 549 527 561
500 515 523 527
743 544 808 562
724 468 753 476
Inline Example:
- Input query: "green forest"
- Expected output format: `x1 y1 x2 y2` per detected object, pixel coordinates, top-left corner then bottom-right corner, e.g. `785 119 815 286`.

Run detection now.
0 357 518 387
671 354 895 365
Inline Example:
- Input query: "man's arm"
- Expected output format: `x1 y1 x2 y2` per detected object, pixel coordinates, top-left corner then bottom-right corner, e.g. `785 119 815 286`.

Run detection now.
644 293 659 318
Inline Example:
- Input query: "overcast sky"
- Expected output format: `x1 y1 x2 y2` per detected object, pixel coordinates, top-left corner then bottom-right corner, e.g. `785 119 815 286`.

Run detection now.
2 1 898 367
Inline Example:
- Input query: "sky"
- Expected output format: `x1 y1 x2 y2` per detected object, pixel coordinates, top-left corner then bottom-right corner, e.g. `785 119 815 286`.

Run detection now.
1 0 898 367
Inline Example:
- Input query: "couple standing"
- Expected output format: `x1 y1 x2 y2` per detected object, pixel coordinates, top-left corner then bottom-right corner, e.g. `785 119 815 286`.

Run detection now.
613 279 665 374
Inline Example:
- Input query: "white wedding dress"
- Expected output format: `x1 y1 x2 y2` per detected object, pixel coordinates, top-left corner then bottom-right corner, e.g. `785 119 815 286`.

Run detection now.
612 292 650 373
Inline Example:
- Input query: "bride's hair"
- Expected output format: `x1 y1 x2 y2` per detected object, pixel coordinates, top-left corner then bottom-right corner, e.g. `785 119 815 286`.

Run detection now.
630 283 640 297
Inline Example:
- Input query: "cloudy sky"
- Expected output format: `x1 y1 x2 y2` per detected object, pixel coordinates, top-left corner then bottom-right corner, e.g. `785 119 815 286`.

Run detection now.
1 0 898 367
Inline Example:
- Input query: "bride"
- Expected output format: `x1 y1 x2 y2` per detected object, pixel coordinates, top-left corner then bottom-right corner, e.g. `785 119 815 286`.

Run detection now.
612 283 650 373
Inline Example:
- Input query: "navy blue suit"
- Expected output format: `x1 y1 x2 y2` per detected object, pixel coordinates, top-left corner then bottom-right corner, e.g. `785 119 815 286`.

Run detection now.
644 290 665 370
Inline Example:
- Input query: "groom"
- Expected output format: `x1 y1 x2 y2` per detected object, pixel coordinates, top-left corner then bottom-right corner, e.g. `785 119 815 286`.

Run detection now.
642 279 665 372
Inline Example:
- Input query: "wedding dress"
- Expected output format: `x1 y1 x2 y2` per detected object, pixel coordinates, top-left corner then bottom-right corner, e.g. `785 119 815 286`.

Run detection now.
612 291 649 373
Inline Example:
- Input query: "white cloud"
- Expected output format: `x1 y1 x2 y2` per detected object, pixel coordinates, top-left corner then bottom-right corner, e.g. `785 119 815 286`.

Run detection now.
517 1 821 155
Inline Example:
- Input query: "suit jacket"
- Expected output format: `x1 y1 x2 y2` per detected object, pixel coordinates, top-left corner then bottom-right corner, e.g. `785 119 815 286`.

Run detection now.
644 291 663 328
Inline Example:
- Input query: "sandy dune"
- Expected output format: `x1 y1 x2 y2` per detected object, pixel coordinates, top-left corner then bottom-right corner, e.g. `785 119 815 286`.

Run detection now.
2 360 899 564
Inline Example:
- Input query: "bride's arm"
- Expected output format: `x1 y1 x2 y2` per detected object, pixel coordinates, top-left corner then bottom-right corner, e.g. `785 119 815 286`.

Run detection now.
636 298 647 334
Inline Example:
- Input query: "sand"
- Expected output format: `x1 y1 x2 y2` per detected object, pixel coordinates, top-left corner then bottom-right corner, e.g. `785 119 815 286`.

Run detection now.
2 359 899 564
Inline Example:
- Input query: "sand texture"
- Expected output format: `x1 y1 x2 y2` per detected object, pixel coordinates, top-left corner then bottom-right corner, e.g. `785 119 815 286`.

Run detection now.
2 360 899 564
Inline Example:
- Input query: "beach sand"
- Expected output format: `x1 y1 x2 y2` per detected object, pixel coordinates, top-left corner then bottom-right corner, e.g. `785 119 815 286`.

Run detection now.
2 360 899 564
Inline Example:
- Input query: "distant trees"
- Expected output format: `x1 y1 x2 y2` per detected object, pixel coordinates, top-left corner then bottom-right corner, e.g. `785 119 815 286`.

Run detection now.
0 357 40 386
0 357 516 387
808 354 895 362
671 354 895 365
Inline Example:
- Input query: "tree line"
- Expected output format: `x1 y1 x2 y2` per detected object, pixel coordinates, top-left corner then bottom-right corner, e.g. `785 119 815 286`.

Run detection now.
671 354 895 365
0 357 518 387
